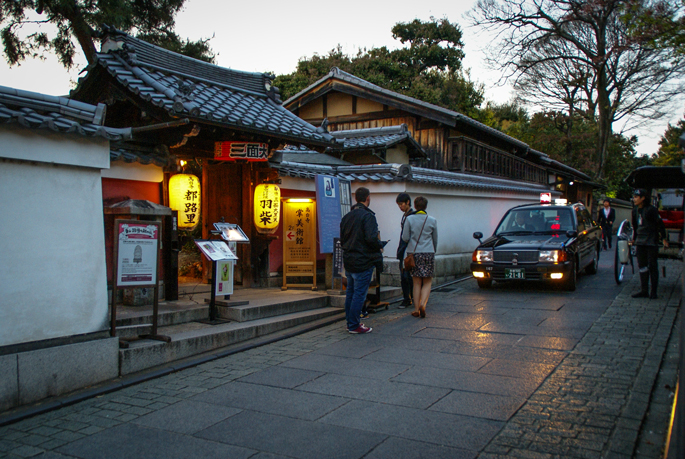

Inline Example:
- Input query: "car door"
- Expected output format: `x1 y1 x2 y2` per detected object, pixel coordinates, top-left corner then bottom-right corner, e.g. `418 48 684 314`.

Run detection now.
582 207 601 251
574 206 592 268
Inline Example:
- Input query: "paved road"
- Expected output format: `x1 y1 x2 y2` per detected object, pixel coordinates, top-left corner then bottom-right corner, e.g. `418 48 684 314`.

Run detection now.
0 250 681 459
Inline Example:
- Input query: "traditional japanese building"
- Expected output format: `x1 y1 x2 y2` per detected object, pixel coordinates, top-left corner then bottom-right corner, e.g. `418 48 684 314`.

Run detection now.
70 27 336 291
284 67 597 206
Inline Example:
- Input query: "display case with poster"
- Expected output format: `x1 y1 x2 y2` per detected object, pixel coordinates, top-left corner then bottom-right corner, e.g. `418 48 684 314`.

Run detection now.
194 240 238 262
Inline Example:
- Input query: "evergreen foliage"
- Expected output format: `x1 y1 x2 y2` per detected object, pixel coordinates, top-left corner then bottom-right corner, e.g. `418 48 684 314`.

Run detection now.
1 0 214 68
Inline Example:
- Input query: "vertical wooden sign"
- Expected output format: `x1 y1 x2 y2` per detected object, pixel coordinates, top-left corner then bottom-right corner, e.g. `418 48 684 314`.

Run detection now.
282 200 317 290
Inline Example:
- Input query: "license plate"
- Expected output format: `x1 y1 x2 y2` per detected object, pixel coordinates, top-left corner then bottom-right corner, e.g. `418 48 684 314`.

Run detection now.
505 268 525 279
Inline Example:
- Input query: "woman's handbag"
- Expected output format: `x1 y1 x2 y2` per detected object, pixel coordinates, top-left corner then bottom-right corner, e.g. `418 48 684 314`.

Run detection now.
403 216 428 271
404 253 415 269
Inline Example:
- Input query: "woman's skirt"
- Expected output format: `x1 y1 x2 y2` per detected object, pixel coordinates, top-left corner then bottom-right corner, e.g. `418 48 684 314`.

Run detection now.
410 252 434 278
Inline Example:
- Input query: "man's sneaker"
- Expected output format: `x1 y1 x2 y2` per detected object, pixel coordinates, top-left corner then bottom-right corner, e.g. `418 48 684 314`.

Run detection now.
359 312 369 319
349 324 373 334
398 300 412 309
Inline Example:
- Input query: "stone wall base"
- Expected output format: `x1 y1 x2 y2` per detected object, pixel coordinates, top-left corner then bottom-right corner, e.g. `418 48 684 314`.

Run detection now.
381 253 472 287
0 338 119 413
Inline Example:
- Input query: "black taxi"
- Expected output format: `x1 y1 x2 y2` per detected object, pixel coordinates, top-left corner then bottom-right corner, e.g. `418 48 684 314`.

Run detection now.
470 200 602 291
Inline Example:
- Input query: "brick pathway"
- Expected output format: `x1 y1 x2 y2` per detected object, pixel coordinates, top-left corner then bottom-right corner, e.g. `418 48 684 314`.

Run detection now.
0 259 681 459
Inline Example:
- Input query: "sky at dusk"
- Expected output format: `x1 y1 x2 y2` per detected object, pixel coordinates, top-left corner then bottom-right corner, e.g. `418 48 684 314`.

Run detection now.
1 0 682 156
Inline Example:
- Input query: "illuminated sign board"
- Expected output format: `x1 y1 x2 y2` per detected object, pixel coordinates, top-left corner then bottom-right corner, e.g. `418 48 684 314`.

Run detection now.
214 141 269 161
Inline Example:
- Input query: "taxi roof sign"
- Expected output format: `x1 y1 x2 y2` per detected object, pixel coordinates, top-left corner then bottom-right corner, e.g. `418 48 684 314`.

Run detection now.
540 192 552 204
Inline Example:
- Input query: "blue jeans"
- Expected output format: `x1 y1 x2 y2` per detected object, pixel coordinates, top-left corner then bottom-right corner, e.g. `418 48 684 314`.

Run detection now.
344 267 374 330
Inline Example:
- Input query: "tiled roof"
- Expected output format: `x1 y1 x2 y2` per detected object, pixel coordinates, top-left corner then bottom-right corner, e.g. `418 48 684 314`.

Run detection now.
0 85 130 140
328 124 426 158
72 27 335 147
284 67 529 151
272 146 352 166
528 148 593 182
271 160 552 194
110 141 172 167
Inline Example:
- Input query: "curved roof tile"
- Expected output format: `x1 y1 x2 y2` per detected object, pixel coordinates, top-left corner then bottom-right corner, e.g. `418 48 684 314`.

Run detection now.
271 160 550 194
0 85 130 141
72 28 335 147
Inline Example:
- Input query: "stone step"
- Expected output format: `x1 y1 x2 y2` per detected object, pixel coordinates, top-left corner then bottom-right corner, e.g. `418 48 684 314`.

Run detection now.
119 307 344 375
328 286 403 308
115 302 208 328
216 295 329 322
116 324 152 339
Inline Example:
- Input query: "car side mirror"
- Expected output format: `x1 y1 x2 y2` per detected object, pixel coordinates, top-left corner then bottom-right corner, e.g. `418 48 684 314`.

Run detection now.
473 232 483 244
566 230 578 238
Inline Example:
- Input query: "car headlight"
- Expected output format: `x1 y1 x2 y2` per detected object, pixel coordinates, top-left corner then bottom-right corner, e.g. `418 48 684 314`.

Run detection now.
539 250 566 263
473 249 493 262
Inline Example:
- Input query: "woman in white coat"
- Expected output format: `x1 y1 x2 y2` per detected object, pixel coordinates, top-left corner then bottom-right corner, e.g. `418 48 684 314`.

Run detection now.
401 196 438 318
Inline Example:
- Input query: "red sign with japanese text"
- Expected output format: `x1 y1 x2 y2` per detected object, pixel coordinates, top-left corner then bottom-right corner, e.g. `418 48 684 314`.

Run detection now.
214 141 269 161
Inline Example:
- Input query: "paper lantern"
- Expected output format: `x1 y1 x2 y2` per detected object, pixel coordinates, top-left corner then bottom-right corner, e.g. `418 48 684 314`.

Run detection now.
254 184 280 234
169 174 201 229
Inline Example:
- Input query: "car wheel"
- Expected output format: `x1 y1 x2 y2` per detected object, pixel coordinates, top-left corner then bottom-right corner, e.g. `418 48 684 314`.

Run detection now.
565 259 577 291
477 278 493 289
585 246 599 275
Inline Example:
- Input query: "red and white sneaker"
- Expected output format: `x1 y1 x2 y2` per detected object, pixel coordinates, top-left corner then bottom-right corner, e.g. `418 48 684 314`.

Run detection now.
348 324 373 334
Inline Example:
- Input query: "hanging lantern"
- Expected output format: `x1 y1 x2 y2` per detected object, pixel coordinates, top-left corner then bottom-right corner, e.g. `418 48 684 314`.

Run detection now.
169 174 201 230
254 184 280 234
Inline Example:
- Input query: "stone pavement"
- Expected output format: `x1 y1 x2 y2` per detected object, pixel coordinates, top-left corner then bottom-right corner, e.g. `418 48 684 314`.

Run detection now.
0 253 681 459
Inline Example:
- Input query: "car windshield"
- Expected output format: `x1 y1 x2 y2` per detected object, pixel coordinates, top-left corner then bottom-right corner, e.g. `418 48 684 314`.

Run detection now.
495 208 574 235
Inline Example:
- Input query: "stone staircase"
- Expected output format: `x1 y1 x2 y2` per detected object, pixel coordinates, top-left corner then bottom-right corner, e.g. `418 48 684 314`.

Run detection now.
114 284 401 376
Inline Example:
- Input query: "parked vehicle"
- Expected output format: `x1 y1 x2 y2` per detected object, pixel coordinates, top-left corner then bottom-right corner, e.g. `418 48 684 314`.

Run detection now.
470 200 602 291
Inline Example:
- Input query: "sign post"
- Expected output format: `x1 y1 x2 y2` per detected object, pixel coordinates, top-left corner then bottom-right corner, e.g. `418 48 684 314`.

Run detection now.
282 200 317 290
111 219 170 344
195 239 239 323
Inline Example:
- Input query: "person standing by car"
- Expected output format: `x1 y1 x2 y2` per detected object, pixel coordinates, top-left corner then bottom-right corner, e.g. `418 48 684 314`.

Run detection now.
402 196 438 318
340 187 384 333
597 198 616 250
396 193 415 309
631 189 668 299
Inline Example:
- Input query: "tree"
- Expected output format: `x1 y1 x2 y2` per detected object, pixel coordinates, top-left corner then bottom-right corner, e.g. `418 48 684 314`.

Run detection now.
467 0 685 180
273 18 484 116
1 0 214 68
622 0 685 60
653 119 685 166
484 100 644 199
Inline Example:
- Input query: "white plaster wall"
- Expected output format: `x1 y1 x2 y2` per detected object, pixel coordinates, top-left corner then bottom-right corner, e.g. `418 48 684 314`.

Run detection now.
1 126 109 169
0 128 110 346
368 183 541 260
280 175 543 259
385 145 409 165
101 161 164 182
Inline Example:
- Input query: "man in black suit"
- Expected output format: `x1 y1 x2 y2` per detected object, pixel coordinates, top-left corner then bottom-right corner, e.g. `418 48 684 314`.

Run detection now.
396 193 415 308
597 198 616 250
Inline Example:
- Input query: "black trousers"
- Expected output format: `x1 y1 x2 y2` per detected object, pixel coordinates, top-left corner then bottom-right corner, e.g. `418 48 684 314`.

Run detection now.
635 245 659 294
601 225 613 249
400 266 413 302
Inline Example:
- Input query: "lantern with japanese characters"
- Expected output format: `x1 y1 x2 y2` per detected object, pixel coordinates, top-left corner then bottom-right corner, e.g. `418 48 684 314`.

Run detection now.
254 184 280 234
169 174 201 230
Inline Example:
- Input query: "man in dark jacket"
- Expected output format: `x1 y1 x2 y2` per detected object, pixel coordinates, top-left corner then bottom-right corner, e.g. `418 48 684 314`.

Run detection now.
340 187 384 333
396 193 414 308
631 189 668 299
597 198 616 250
